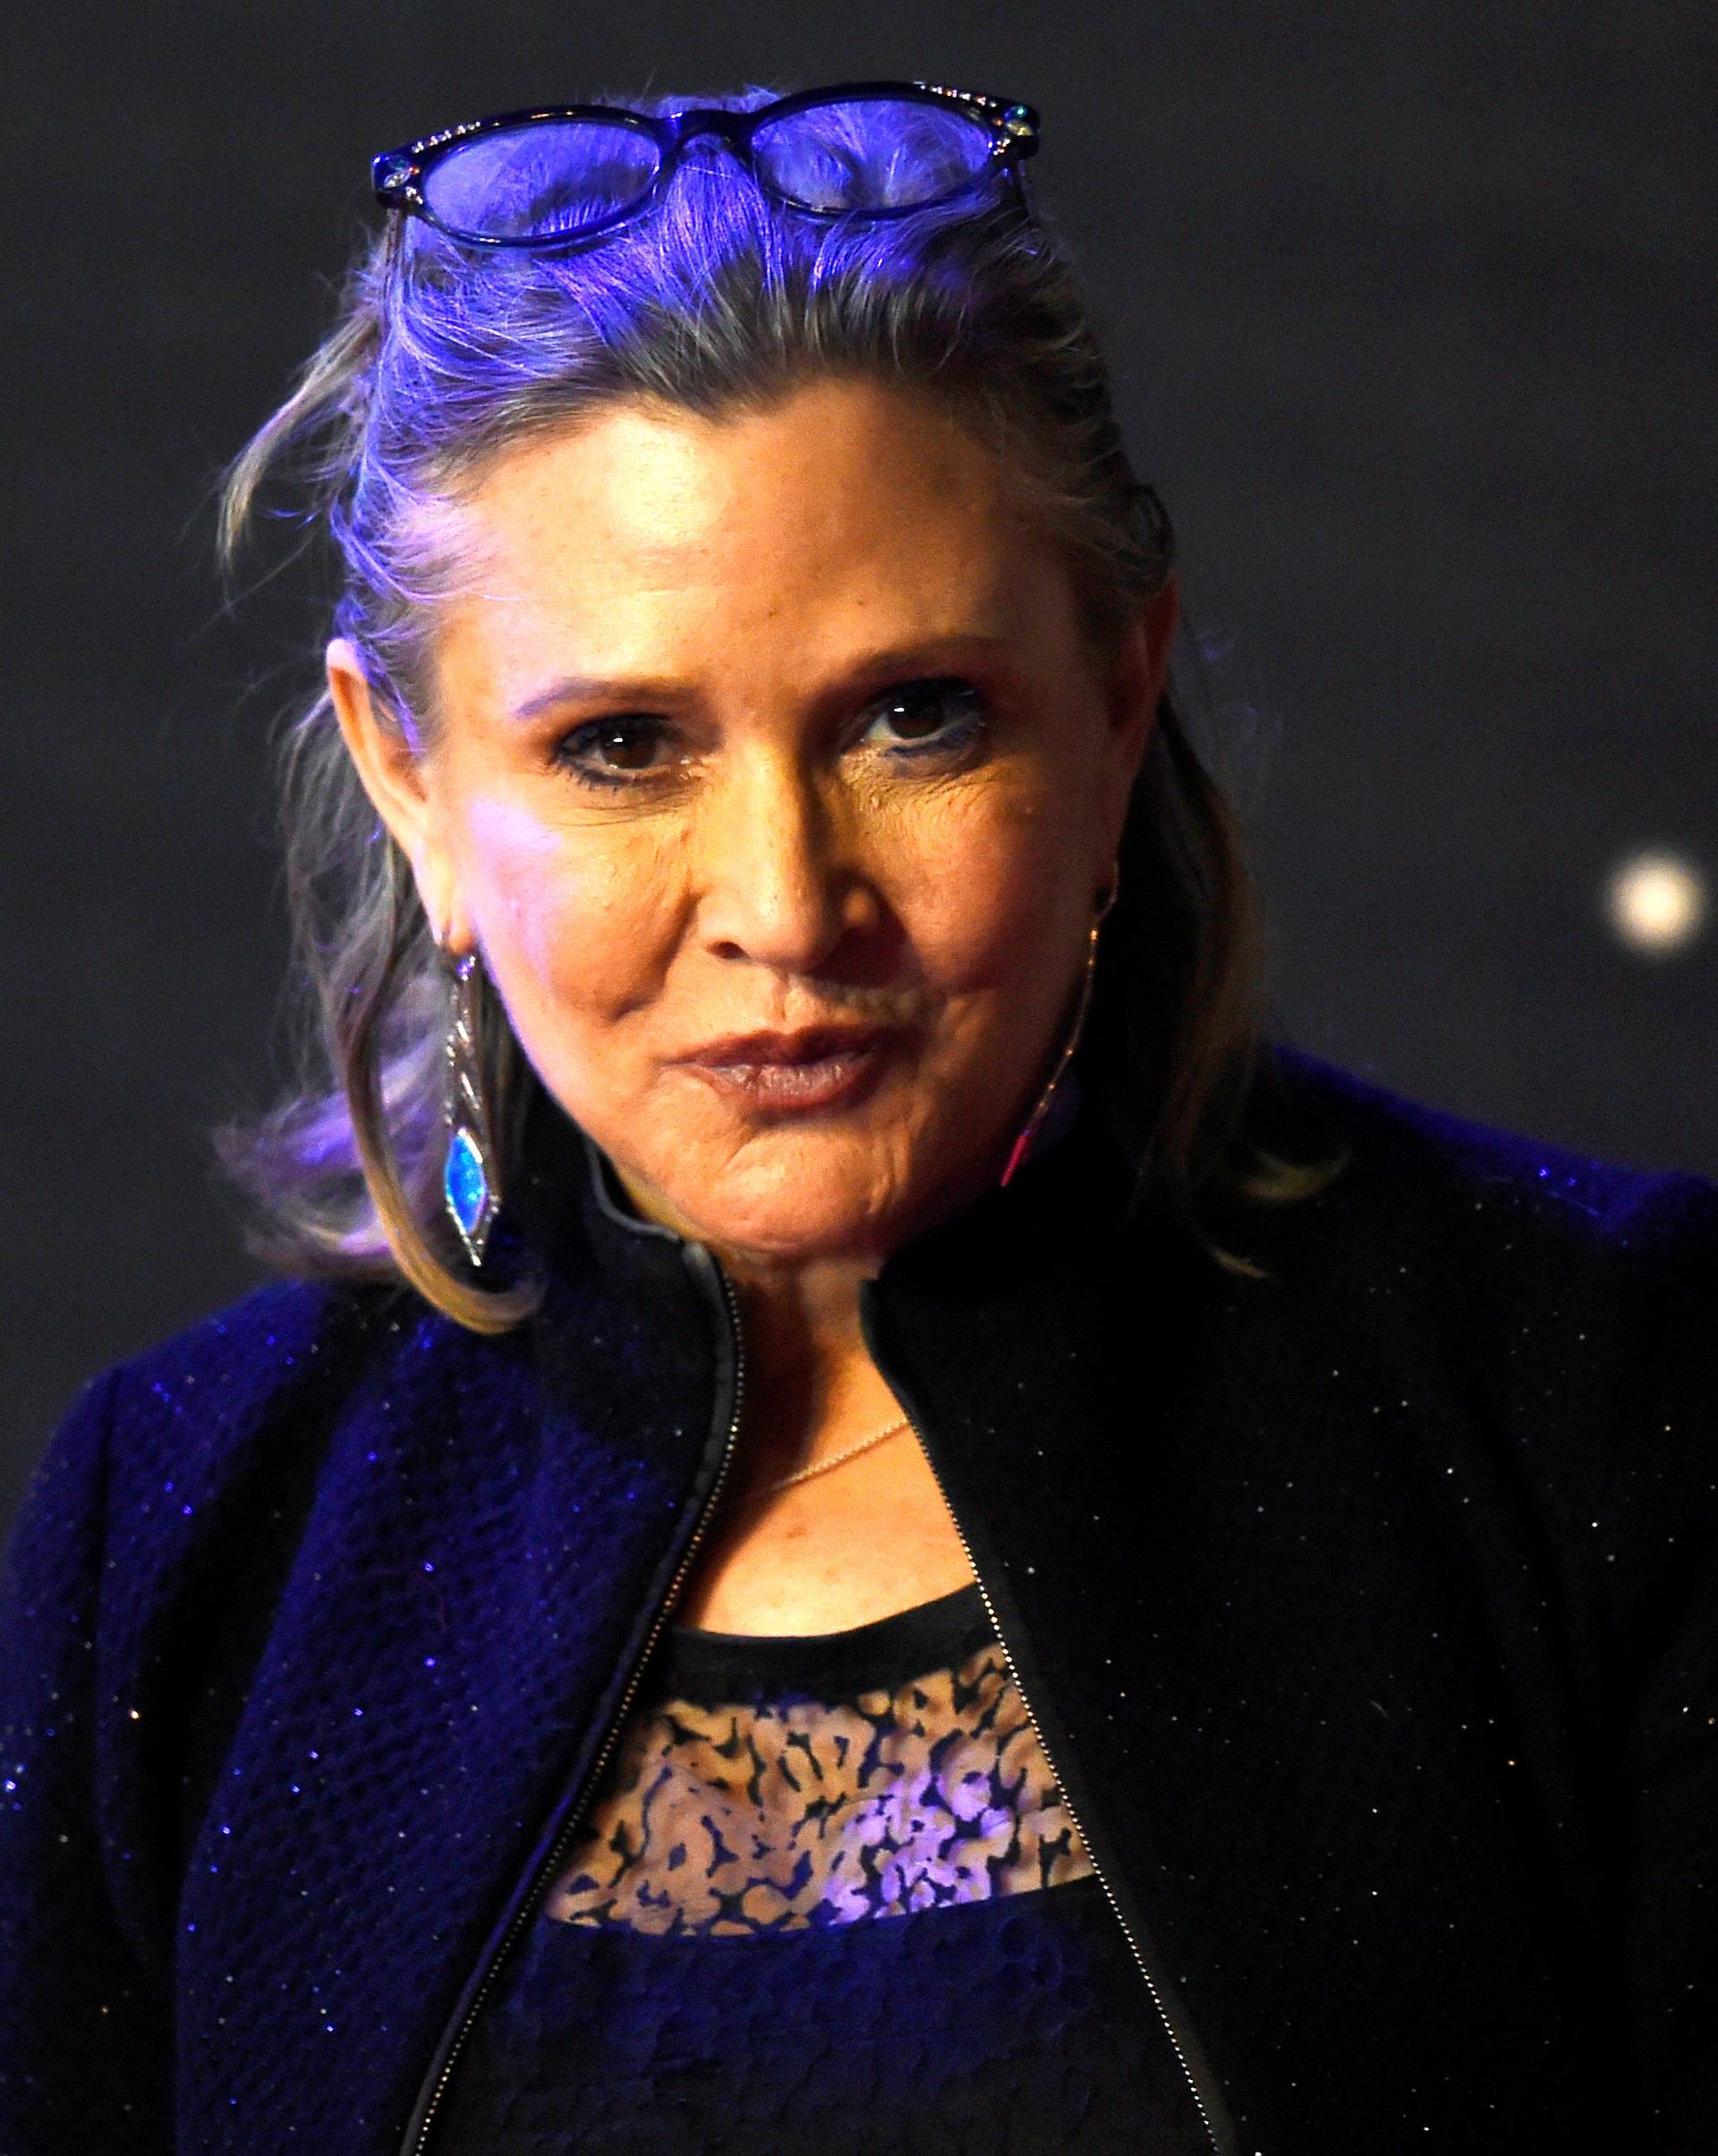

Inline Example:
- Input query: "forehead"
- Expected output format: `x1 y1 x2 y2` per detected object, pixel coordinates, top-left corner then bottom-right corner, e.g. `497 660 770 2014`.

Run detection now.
437 377 1063 694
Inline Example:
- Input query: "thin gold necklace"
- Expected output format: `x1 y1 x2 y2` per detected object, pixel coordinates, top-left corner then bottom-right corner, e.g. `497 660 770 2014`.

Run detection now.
761 1414 912 1496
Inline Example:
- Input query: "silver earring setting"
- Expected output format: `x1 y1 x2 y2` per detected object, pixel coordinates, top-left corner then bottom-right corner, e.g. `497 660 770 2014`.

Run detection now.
441 947 500 1264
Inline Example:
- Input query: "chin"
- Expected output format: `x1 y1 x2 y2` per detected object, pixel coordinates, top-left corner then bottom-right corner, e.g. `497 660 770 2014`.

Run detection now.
665 1127 959 1268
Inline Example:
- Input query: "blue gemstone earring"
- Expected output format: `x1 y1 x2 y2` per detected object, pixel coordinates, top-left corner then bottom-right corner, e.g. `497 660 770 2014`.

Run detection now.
440 945 500 1264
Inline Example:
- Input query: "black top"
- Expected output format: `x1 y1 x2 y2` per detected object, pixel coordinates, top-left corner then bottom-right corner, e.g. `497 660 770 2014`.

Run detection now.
436 1584 1212 2152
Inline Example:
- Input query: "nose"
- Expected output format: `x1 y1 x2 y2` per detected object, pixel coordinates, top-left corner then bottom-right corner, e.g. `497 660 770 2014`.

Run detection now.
690 748 865 975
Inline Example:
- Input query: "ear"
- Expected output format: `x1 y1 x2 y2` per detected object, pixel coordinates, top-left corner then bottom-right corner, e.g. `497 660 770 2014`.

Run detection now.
1137 572 1179 711
1106 573 1178 741
325 638 469 950
1096 574 1179 845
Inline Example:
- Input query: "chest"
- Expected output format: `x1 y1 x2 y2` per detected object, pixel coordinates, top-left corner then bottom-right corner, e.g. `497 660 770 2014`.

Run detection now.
673 1427 978 1632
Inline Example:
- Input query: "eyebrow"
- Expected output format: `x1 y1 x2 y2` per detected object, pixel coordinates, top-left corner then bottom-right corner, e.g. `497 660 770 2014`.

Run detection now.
510 672 685 722
506 634 1016 725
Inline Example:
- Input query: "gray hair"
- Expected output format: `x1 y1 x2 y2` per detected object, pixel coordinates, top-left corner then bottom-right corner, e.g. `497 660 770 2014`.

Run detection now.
217 82 1344 1331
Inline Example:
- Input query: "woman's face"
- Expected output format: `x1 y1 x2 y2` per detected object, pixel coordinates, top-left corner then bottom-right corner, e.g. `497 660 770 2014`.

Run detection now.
330 375 1177 1269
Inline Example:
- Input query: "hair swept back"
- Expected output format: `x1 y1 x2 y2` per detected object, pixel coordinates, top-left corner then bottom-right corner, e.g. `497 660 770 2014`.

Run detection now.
216 81 1347 1334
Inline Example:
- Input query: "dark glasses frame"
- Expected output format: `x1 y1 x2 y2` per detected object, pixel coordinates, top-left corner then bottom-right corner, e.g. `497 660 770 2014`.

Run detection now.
370 79 1042 251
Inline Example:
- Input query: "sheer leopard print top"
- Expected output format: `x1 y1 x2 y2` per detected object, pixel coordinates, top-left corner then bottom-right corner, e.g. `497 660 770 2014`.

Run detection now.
543 1581 1093 1934
437 1584 1213 2154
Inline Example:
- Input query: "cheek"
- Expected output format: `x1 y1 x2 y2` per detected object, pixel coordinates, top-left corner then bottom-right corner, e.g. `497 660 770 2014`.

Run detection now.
456 790 676 1035
889 779 1078 1001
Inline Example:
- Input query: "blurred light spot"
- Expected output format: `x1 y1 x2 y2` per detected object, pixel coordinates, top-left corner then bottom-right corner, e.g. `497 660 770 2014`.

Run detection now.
1604 849 1708 956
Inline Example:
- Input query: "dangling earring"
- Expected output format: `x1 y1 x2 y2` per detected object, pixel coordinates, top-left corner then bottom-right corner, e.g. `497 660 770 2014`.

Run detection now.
439 942 501 1264
999 863 1119 1189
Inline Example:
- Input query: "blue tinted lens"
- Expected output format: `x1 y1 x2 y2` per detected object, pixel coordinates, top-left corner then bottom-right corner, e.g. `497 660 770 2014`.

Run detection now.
421 119 660 240
750 98 995 212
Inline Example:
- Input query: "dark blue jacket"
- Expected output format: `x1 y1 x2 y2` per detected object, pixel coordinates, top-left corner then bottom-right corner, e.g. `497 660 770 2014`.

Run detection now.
3 1044 1715 2154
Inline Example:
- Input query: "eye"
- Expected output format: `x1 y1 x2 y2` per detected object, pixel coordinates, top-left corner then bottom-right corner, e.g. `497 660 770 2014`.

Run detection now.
549 677 992 789
858 677 991 757
551 714 678 788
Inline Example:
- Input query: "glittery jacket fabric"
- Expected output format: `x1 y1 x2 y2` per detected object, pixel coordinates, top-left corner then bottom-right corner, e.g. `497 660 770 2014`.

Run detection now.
2 1042 1715 2155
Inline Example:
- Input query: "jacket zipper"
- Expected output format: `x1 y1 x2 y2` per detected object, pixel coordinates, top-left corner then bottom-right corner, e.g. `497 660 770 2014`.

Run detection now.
405 1254 1229 2156
900 1410 1228 2156
401 1252 747 2156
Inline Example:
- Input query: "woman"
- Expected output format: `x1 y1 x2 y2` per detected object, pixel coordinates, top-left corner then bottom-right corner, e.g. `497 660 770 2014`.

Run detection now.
1 79 1713 2156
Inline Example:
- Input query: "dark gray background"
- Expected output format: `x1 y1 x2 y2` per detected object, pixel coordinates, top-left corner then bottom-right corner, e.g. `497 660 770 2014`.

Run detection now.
4 2 1713 1530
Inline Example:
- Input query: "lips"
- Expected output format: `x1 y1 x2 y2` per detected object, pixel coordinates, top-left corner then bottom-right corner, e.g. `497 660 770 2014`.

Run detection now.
680 1024 893 1068
676 1024 900 1112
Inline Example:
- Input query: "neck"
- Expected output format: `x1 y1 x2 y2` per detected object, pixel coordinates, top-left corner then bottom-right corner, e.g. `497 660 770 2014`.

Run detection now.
565 1103 1050 1487
713 1243 904 1490
594 1133 1015 1487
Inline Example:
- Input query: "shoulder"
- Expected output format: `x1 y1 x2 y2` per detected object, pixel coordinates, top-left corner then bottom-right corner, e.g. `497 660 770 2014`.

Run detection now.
1233 1043 1718 1595
1240 1041 1718 1529
1252 1037 1718 1285
2 1277 388 1640
91 1273 404 1435
22 1274 448 1538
